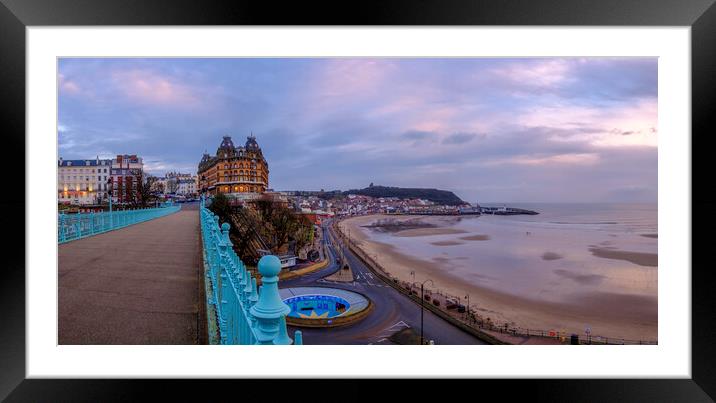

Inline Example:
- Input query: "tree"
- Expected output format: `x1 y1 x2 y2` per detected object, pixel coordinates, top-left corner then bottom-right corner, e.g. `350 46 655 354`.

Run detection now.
166 178 179 194
154 181 165 194
130 170 158 208
209 192 232 223
250 195 314 255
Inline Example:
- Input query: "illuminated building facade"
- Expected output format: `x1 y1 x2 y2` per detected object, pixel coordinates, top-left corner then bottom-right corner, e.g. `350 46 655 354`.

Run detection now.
58 157 112 205
198 135 269 196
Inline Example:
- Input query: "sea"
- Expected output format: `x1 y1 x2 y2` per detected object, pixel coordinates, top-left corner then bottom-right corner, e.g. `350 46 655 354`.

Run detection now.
363 203 658 305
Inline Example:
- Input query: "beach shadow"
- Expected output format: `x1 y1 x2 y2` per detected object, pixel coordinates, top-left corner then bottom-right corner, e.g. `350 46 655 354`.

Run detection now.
460 234 490 241
542 252 563 261
588 246 658 267
553 269 605 285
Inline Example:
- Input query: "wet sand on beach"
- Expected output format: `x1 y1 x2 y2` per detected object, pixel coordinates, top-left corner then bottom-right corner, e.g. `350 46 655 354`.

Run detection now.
542 252 564 261
393 228 468 237
339 214 658 341
588 247 658 267
430 240 464 246
460 234 490 241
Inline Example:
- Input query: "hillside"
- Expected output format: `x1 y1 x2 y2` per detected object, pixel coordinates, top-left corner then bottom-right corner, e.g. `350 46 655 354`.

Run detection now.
343 185 466 206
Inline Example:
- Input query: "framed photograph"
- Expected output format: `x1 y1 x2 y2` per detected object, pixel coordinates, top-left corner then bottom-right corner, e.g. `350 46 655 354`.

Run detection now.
2 0 714 400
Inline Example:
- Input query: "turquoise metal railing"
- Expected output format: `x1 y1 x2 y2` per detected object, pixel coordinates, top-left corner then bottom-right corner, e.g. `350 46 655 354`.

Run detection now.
58 205 181 244
200 197 302 345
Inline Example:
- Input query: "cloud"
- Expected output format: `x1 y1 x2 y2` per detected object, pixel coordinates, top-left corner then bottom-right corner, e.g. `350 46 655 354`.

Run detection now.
110 69 202 108
58 73 81 94
491 152 600 166
314 59 396 99
57 57 658 202
442 132 478 145
401 130 432 141
491 59 571 88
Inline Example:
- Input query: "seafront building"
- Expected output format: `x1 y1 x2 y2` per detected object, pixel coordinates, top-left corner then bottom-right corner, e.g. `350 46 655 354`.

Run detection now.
109 154 144 204
198 135 269 198
58 154 144 205
176 177 198 196
57 157 112 205
164 171 198 197
150 176 168 194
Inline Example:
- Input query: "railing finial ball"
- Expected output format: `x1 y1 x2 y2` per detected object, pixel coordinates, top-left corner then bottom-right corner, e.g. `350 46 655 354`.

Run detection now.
258 255 281 277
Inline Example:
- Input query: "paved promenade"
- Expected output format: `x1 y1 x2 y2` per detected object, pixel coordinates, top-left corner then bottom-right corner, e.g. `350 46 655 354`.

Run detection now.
58 206 204 344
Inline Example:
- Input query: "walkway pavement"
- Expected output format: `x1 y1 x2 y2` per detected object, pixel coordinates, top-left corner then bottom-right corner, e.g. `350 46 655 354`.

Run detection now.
58 208 204 344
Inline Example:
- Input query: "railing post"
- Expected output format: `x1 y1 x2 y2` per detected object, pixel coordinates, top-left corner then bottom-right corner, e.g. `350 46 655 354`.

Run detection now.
248 277 259 344
249 255 291 345
273 316 293 345
59 214 66 243
218 223 231 344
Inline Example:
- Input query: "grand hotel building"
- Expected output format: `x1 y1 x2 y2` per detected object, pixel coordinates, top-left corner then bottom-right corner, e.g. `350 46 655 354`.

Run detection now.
198 135 269 196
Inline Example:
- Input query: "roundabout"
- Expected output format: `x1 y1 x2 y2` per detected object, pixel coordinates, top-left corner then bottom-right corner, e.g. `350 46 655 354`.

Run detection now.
280 287 372 328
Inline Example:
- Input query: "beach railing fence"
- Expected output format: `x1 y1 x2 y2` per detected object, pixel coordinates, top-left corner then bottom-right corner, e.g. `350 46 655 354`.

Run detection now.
58 204 181 244
200 197 302 345
334 218 657 346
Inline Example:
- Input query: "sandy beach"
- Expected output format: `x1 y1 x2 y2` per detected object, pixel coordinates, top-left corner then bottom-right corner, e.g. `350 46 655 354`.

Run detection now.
338 213 658 341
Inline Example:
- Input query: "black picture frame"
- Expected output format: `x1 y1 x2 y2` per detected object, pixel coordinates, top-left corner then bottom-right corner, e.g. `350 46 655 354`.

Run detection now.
1 0 714 400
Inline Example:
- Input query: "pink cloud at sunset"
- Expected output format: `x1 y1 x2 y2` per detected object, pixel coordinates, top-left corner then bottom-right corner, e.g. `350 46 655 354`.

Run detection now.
110 69 201 108
58 73 81 94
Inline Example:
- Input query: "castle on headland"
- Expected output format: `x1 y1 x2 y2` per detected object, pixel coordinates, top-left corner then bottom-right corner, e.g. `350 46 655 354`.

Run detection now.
198 135 269 197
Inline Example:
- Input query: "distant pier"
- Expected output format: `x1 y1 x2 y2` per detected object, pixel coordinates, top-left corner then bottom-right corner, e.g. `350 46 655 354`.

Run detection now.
480 206 539 215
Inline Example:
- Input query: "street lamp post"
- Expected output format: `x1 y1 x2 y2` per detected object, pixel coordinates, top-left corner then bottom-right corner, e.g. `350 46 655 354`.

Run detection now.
414 279 434 345
106 177 113 227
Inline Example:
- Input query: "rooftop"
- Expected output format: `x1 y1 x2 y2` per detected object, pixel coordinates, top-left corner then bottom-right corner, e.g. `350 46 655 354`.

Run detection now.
58 158 112 167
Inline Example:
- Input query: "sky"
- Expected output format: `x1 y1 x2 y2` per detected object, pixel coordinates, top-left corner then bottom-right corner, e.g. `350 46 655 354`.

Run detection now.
58 58 657 203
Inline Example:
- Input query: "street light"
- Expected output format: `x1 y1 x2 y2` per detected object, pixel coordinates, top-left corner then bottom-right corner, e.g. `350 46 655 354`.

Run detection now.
106 177 113 226
413 279 434 345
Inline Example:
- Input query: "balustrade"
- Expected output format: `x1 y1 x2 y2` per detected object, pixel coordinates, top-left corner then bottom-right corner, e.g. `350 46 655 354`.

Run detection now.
58 204 180 244
200 196 302 345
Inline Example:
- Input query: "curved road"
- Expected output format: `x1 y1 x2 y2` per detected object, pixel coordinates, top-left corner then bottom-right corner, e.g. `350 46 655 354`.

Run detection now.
281 220 486 345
